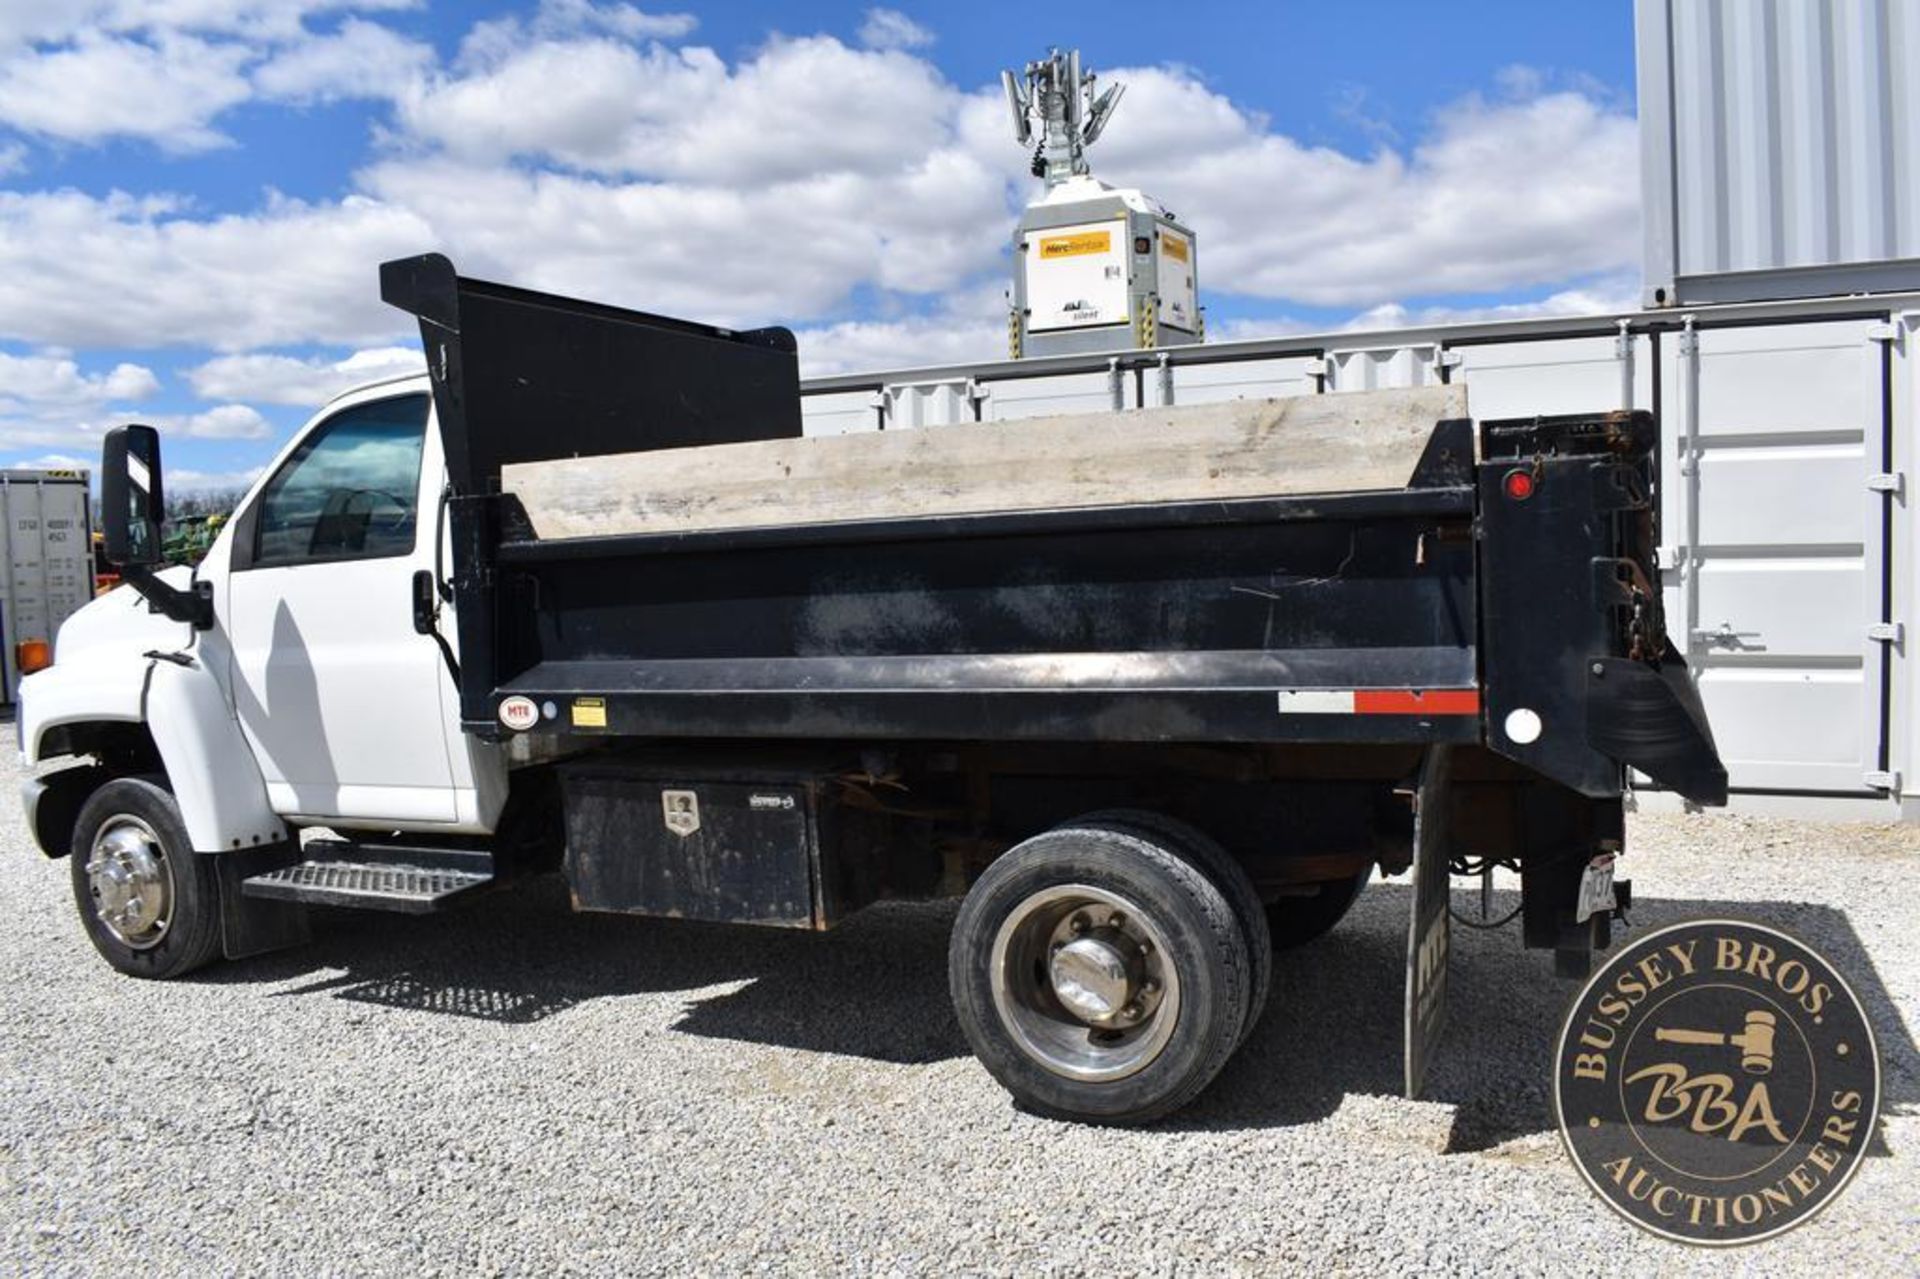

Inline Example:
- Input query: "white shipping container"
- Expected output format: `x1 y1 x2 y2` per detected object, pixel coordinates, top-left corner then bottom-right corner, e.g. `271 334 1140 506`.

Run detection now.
1637 0 1920 305
0 470 95 702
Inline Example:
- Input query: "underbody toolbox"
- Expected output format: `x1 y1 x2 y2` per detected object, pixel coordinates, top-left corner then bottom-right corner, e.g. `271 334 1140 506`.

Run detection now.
563 765 815 927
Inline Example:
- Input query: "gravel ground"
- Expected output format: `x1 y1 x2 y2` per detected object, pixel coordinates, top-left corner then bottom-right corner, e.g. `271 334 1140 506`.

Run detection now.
2 745 1915 1276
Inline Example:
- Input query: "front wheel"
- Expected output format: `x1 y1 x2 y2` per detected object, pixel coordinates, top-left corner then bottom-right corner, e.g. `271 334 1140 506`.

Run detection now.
949 822 1252 1125
70 777 223 979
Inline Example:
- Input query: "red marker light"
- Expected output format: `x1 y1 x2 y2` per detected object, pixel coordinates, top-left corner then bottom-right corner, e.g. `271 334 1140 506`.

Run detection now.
1503 468 1536 501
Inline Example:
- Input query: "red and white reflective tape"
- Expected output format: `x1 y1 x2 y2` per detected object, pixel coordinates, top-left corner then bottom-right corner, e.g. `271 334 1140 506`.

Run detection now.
1277 688 1481 716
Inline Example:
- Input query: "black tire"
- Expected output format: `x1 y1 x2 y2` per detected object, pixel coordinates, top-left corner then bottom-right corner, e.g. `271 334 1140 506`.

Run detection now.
1265 867 1372 950
69 776 223 979
949 823 1251 1125
1073 809 1271 1045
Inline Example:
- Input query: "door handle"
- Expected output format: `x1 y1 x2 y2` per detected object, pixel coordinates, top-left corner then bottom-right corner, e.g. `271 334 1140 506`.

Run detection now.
1688 620 1760 649
412 568 462 684
411 568 436 635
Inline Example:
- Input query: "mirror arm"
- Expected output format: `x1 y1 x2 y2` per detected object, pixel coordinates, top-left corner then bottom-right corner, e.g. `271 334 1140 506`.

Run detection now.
121 566 213 629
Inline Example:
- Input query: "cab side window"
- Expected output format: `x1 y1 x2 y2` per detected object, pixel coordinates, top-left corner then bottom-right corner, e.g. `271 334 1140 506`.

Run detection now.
251 395 429 567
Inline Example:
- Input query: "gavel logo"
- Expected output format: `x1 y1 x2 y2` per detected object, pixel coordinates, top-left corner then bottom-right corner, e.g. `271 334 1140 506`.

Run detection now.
1555 920 1882 1246
1653 1009 1778 1075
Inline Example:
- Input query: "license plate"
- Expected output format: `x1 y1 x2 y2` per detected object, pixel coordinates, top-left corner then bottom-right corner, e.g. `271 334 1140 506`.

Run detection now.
1575 856 1617 924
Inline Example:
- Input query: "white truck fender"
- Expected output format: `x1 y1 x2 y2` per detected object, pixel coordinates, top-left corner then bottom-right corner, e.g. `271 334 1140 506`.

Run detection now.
143 657 288 852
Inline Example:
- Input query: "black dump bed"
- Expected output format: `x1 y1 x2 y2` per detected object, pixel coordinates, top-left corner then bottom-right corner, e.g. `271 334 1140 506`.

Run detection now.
380 254 1726 805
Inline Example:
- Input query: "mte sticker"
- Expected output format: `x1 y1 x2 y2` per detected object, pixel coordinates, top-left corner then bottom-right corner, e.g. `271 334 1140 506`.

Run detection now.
497 695 539 732
1040 230 1111 259
570 697 608 729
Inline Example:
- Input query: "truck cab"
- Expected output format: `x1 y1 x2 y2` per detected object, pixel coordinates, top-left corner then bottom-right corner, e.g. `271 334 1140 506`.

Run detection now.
22 371 499 843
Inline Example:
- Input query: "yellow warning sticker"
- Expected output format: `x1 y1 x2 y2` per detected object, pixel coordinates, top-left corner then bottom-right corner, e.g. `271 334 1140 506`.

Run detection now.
571 697 607 729
1160 232 1189 263
1039 230 1112 259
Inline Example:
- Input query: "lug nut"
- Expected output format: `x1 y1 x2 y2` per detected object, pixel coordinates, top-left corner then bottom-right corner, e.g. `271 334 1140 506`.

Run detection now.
1140 979 1159 995
1108 912 1127 930
1120 1003 1142 1020
1070 913 1090 934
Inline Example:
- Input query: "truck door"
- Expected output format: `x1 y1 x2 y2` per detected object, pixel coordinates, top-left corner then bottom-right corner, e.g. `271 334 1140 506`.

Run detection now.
224 389 458 823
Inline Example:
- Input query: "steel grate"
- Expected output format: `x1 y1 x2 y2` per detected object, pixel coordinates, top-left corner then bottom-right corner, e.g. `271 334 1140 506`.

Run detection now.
242 860 492 913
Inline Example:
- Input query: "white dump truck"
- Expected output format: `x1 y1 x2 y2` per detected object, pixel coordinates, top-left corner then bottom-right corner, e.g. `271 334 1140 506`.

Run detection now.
16 256 1724 1124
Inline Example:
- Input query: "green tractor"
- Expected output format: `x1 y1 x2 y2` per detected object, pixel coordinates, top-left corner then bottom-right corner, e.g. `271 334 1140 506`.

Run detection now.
162 512 226 567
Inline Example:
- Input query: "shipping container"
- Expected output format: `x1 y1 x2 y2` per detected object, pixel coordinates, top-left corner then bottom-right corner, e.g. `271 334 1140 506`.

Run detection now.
1636 0 1920 306
0 470 95 703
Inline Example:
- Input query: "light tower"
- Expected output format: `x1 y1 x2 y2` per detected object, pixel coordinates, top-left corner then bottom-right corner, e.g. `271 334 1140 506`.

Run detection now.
1002 48 1201 359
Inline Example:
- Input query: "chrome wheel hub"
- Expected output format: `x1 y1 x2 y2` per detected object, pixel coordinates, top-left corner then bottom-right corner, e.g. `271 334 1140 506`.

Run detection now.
1048 935 1134 1022
85 817 173 950
990 884 1179 1082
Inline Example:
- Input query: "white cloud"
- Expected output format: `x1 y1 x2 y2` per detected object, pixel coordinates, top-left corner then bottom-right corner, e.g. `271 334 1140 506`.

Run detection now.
793 281 1005 375
0 31 253 151
0 188 432 350
1086 68 1639 307
1342 272 1642 330
1198 272 1644 347
0 349 163 450
357 146 1007 328
858 8 933 51
0 24 1639 387
9 452 91 470
0 351 160 405
795 314 1001 377
379 43 1635 326
170 463 267 493
117 402 271 439
187 344 422 403
0 2 426 149
0 2 420 49
0 346 269 451
398 33 959 185
252 17 432 103
530 0 694 41
456 0 695 65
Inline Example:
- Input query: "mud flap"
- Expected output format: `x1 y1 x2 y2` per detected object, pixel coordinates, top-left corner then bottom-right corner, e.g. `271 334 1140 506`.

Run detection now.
1404 745 1452 1099
217 843 311 960
1587 640 1728 806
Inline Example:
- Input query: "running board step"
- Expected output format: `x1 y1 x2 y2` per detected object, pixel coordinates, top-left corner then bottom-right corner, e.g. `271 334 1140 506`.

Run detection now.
240 841 495 913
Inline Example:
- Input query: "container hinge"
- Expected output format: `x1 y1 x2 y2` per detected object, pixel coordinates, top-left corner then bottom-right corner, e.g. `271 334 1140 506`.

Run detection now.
1864 769 1900 792
1867 471 1904 496
1866 322 1900 343
1868 621 1903 645
1437 349 1464 369
1612 320 1634 360
1302 357 1328 378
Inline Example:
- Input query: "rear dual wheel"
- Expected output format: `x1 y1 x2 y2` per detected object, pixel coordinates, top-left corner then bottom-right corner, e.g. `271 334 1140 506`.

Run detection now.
948 818 1264 1125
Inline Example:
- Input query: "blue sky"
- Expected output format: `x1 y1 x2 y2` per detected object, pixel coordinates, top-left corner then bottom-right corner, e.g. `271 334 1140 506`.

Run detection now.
0 2 1643 490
